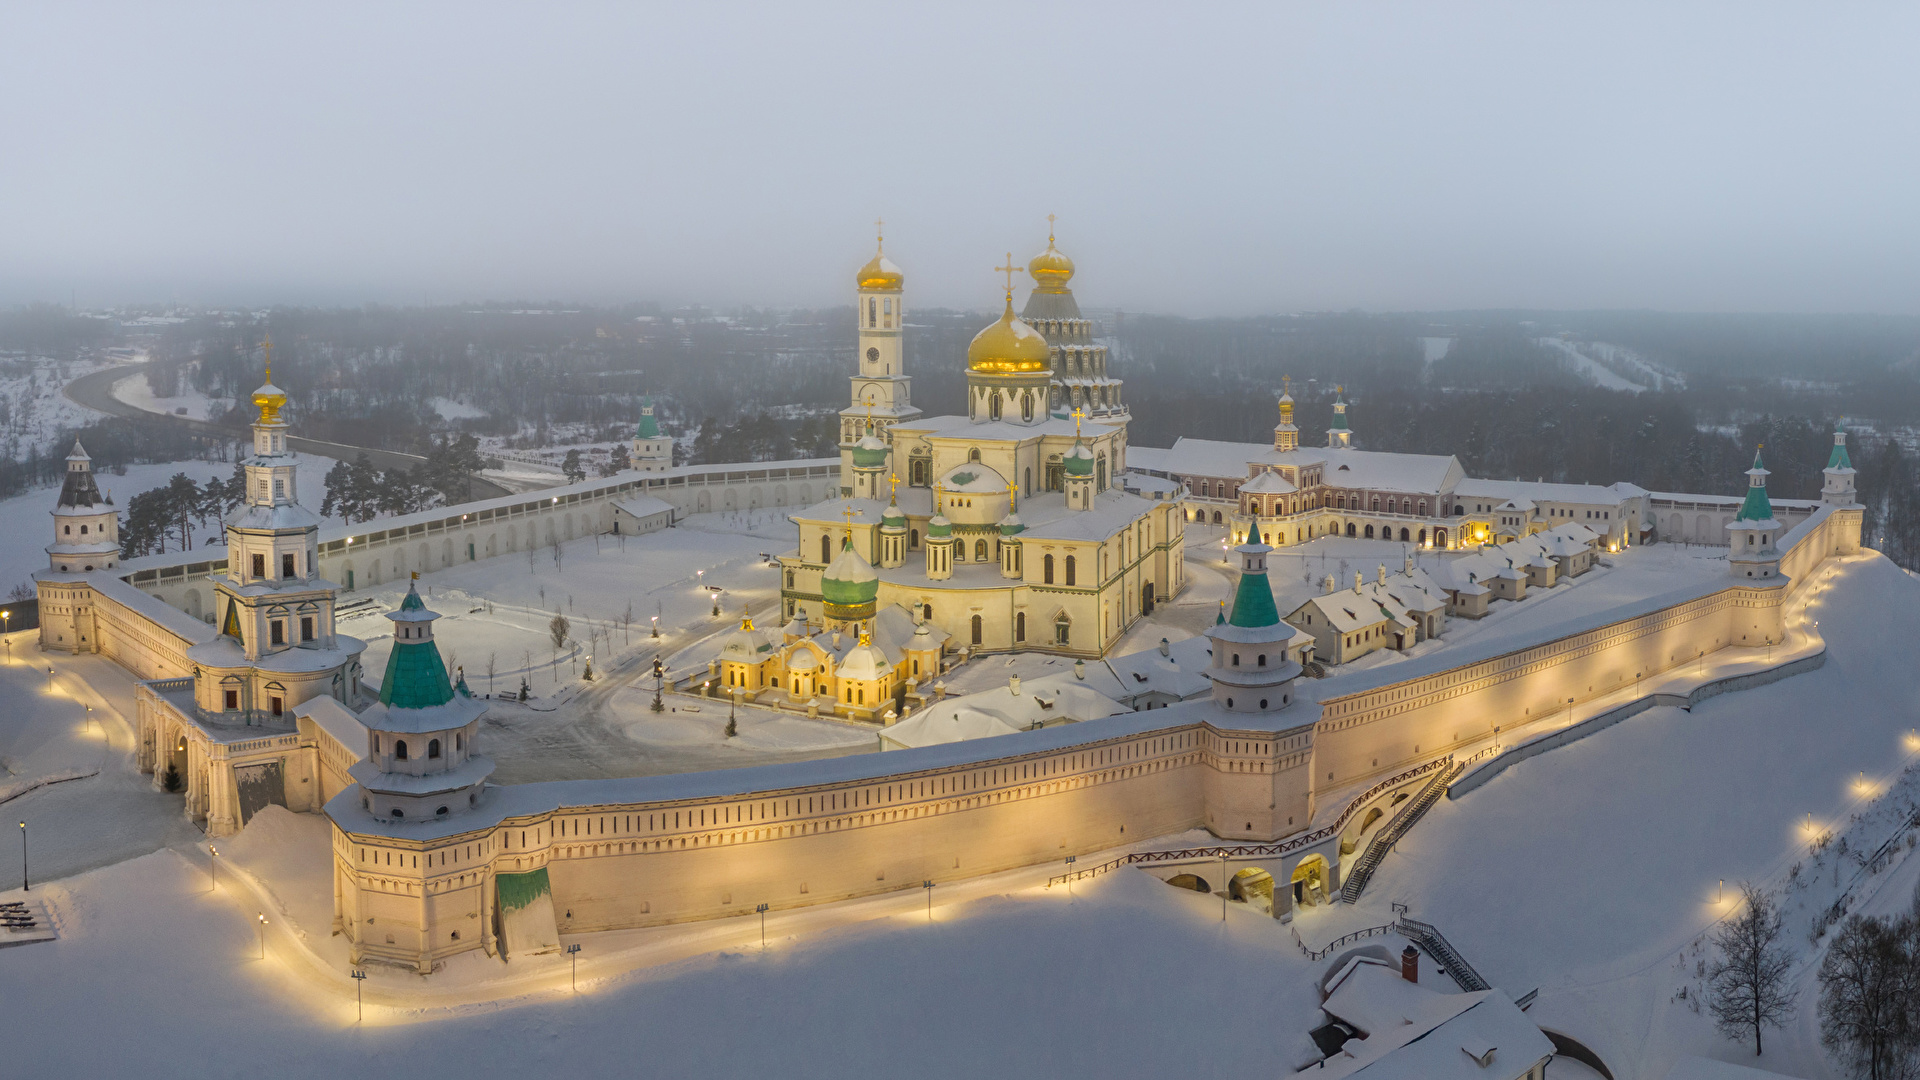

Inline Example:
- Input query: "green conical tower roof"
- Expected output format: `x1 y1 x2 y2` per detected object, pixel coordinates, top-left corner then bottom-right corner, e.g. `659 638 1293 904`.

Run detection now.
1735 447 1776 523
1828 419 1853 470
380 578 456 709
1226 545 1281 628
1329 389 1349 431
636 398 661 439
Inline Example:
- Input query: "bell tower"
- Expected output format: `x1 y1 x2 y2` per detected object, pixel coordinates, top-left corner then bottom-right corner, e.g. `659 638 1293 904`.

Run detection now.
1273 376 1299 452
841 221 920 494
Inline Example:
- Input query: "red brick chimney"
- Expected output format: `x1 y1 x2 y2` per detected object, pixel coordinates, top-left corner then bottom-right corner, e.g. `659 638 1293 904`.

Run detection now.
1401 945 1419 983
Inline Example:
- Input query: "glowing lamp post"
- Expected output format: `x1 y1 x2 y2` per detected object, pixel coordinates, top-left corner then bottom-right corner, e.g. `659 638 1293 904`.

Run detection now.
17 821 25 891
757 903 770 947
1064 854 1077 896
257 912 268 959
351 969 367 1022
566 943 582 991
209 846 218 891
922 879 934 921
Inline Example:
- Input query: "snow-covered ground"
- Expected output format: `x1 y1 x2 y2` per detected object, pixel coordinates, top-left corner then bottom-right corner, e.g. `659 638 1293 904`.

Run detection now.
1539 336 1650 392
110 369 231 422
1330 551 1918 1079
0 355 122 459
430 397 486 421
1419 335 1453 367
0 452 341 598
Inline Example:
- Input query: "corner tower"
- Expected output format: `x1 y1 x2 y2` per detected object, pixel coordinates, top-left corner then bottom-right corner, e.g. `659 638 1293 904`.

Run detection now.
632 399 672 472
1327 387 1353 449
47 440 119 574
1205 543 1302 713
1727 447 1782 580
840 222 921 494
1824 419 1857 507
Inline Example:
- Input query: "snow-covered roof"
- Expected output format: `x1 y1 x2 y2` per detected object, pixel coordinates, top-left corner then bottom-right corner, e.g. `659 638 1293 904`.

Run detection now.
295 695 367 763
612 495 674 519
1131 438 1465 495
880 679 1129 750
1660 1055 1801 1080
1241 470 1297 495
1454 477 1647 505
1315 964 1553 1080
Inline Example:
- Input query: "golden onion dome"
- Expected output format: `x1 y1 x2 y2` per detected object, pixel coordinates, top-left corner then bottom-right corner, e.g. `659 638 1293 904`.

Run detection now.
1028 234 1075 294
252 381 287 423
856 229 904 293
966 296 1052 373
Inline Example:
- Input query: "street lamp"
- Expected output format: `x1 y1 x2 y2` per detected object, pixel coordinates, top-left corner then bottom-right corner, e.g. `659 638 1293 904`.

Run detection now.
17 821 25 891
1064 854 1077 896
650 615 659 639
566 942 582 991
46 666 54 692
351 969 367 1022
651 657 665 713
757 902 770 947
209 846 218 891
1221 852 1229 921
923 880 934 921
257 912 268 959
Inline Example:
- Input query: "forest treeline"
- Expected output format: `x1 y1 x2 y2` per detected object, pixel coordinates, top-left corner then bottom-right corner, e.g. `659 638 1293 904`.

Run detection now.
23 302 1920 568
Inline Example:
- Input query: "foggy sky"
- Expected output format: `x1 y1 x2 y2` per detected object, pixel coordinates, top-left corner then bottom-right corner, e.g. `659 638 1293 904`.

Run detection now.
6 2 1920 316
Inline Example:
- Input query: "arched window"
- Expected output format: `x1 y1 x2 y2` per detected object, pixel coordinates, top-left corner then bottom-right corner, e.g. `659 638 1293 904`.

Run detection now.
1257 654 1266 667
455 732 463 751
820 535 831 563
1400 528 1410 542
395 740 409 761
1022 391 1033 421
1231 653 1240 666
785 570 795 588
1212 511 1222 524
1043 554 1055 584
1346 523 1356 537
1064 555 1076 586
1365 525 1375 539
990 393 1002 420
1055 616 1071 645
1025 467 1032 496
1016 612 1026 641
968 447 982 463
428 739 441 759
971 615 983 645
868 297 877 326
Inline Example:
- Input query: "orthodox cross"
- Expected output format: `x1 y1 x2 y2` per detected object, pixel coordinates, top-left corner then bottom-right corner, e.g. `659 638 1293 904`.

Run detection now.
875 217 885 252
841 504 857 545
996 253 1019 301
1282 374 1291 397
1071 406 1086 437
1046 213 1057 244
888 473 899 499
261 335 273 382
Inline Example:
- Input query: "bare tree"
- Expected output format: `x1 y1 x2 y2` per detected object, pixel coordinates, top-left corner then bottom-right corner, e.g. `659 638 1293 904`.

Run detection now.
1709 882 1796 1056
486 652 496 697
1819 914 1920 1080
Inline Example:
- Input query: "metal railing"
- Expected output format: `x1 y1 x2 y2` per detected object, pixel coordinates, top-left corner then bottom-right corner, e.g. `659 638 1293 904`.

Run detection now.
1339 762 1462 903
1291 921 1397 961
1046 756 1453 887
1397 917 1490 991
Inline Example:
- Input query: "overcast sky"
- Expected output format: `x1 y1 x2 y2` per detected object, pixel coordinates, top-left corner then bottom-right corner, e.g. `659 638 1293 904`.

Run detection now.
5 2 1920 316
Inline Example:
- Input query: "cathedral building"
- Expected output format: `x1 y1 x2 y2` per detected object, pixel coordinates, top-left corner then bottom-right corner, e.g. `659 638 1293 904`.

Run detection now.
781 226 1187 662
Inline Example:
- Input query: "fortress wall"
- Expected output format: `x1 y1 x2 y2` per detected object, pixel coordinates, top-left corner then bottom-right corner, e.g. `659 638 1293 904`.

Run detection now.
332 718 1298 968
1307 505 1861 799
126 461 840 614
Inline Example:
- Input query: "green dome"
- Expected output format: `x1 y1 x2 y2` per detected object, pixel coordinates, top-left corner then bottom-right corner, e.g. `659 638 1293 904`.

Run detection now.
636 398 661 439
1063 438 1095 477
926 513 952 538
881 498 906 528
998 512 1025 536
852 434 888 470
821 536 879 621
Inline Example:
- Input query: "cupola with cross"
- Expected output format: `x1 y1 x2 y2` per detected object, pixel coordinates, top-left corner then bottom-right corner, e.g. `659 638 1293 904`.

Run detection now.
1824 418 1857 506
1327 387 1353 448
1273 376 1300 453
966 254 1053 426
1205 543 1303 714
841 220 921 491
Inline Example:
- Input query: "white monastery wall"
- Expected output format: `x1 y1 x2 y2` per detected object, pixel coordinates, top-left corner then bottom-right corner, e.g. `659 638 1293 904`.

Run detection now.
123 460 839 615
325 502 1862 972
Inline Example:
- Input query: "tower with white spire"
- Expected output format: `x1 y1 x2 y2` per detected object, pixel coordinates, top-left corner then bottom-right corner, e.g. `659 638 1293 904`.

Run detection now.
46 440 119 574
1726 447 1782 580
1823 418 1857 507
1327 387 1353 449
631 398 672 472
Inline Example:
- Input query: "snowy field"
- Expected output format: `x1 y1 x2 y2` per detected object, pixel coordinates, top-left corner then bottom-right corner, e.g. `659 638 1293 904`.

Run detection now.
1539 336 1651 392
1329 551 1920 1079
0 355 121 458
0 451 341 597
111 368 231 422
